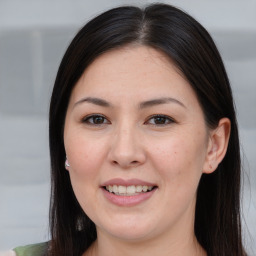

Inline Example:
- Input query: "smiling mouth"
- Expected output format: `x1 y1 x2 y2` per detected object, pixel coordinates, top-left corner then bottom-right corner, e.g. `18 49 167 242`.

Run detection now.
104 185 157 196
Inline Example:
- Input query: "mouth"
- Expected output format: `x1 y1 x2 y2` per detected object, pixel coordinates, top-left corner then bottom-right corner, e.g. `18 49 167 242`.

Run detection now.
101 178 158 206
103 185 157 196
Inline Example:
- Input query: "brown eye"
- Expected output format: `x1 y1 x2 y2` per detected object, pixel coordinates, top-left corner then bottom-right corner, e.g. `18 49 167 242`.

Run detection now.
83 115 109 125
146 115 174 126
92 116 105 124
154 116 167 124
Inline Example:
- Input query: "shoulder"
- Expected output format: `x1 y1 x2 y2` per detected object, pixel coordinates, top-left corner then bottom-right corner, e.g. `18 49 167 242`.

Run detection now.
13 242 48 256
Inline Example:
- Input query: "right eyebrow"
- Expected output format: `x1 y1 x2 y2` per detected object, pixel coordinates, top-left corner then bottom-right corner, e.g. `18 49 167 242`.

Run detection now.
139 97 186 109
73 97 112 109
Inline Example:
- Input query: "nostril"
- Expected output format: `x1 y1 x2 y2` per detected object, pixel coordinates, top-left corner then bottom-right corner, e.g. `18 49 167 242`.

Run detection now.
111 160 139 167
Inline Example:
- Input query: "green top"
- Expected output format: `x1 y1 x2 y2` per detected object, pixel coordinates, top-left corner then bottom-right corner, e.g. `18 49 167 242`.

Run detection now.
13 242 48 256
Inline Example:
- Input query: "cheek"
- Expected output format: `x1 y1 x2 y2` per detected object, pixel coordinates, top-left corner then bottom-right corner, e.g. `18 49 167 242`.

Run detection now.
151 134 206 183
65 136 105 213
65 134 106 179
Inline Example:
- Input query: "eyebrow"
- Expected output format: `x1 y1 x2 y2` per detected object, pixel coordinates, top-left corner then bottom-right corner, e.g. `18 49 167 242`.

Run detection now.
139 97 186 109
73 97 112 108
73 96 186 109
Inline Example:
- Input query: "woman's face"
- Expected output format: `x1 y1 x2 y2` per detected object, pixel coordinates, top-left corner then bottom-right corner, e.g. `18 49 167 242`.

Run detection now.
64 46 211 242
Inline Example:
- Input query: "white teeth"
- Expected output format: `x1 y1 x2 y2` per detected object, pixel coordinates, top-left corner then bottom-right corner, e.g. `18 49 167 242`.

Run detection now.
106 185 113 193
127 185 136 194
136 185 143 192
105 185 154 195
113 185 118 193
119 185 126 194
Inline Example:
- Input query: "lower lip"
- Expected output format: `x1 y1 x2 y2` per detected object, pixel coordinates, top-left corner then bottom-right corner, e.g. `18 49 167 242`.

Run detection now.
101 188 156 207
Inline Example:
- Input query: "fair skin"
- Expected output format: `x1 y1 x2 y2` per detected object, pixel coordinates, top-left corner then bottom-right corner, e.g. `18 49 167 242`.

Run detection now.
64 46 230 256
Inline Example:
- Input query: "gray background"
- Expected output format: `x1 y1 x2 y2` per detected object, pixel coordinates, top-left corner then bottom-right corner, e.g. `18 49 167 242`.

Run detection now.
0 0 255 254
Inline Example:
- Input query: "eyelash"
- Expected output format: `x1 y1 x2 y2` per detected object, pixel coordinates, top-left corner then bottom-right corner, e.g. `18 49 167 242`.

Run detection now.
82 114 109 125
145 114 175 126
82 114 175 126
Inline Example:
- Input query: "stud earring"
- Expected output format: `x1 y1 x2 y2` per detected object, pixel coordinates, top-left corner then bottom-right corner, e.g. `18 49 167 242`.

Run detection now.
65 158 70 168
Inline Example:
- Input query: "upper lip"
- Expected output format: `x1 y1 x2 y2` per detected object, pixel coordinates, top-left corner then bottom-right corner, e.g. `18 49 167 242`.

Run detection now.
101 178 157 187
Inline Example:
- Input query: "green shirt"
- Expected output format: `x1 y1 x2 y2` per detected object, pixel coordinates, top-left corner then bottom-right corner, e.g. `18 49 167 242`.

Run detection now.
13 242 48 256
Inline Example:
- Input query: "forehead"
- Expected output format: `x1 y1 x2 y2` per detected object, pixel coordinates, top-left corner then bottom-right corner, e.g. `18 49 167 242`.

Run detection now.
81 45 181 83
69 45 199 109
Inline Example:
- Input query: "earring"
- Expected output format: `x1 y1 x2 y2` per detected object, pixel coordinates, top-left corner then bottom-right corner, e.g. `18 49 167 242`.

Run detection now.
65 158 70 168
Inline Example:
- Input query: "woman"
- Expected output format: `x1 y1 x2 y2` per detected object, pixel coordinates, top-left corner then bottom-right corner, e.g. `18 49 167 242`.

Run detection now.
8 3 247 256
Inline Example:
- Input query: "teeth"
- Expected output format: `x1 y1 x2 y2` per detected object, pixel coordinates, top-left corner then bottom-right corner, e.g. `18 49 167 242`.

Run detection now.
136 185 143 192
126 185 136 194
119 185 126 194
105 185 154 195
113 185 118 193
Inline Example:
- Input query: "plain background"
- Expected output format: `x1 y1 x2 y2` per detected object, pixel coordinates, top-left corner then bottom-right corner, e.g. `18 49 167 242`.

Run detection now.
0 0 255 254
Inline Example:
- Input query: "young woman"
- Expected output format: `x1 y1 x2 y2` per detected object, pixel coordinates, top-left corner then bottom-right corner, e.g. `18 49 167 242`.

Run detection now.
8 3 247 256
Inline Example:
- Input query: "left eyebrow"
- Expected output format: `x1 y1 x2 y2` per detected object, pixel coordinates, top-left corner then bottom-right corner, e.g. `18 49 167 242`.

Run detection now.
73 97 112 109
139 97 186 109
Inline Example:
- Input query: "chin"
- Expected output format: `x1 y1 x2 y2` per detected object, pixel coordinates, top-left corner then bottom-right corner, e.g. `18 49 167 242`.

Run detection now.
109 229 153 241
99 218 157 241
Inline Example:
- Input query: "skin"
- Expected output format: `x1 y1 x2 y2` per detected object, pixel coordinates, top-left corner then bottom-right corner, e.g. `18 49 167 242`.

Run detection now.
64 46 230 256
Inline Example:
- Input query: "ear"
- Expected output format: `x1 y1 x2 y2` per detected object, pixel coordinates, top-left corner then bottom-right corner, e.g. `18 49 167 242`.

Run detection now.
203 118 231 174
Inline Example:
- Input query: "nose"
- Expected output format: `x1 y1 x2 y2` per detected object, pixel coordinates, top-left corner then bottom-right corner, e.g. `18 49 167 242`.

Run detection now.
107 124 146 169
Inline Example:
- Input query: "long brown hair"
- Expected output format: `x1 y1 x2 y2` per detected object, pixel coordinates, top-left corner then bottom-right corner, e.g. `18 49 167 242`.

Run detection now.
49 4 246 255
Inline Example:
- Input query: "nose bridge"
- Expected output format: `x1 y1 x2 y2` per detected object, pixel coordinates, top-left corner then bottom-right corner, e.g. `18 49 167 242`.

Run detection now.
108 119 145 168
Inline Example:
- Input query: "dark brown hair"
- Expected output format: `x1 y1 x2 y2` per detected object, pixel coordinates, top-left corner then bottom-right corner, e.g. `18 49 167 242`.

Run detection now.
49 3 246 255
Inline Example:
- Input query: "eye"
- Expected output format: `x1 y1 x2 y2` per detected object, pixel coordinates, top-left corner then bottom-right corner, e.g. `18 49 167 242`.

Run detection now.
145 114 175 126
82 114 110 125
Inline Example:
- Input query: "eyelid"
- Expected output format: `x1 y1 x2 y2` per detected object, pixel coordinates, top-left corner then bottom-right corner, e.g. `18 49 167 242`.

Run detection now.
145 114 176 125
82 114 111 125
